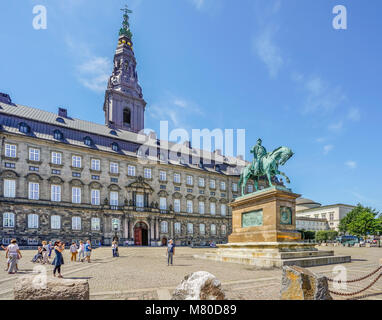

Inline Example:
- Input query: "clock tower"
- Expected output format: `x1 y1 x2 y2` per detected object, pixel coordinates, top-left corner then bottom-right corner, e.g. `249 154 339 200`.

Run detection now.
103 6 146 133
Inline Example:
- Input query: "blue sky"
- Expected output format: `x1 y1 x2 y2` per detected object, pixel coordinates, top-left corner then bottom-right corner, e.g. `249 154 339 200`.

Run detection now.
0 0 381 210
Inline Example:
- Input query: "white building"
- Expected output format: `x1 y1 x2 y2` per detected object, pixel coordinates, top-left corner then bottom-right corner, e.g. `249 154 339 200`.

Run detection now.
296 198 355 231
296 216 329 232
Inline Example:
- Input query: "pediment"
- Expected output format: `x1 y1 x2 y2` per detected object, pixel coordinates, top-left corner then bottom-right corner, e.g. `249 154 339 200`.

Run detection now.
48 176 64 184
1 170 19 179
25 173 43 181
126 176 153 193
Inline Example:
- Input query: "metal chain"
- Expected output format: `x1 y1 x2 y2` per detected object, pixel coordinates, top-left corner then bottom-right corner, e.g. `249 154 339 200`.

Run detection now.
329 272 382 297
327 265 382 283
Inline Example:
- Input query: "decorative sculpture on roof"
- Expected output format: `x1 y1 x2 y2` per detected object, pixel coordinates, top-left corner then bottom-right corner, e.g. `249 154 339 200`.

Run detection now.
238 139 294 196
119 5 133 39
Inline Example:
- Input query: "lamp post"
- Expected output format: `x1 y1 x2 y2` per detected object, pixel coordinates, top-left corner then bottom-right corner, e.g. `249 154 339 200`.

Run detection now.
113 225 119 244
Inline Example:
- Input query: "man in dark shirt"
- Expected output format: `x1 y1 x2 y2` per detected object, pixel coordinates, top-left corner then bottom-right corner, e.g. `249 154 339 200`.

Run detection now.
167 239 175 266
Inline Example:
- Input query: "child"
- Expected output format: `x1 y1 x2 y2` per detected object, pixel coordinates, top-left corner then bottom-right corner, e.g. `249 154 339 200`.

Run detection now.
70 242 78 262
32 246 43 263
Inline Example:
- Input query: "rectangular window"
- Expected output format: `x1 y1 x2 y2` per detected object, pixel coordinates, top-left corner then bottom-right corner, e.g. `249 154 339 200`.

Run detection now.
51 215 61 229
232 183 238 192
160 197 167 210
5 144 17 158
51 152 62 165
91 189 100 205
51 185 61 202
210 179 216 189
52 170 61 175
247 185 253 193
186 175 193 186
221 204 227 216
174 173 181 184
221 225 227 235
28 214 39 229
199 202 205 214
29 148 40 161
91 159 101 171
174 199 181 213
91 218 100 231
72 217 81 230
220 181 226 191
110 191 119 206
330 213 334 221
4 179 16 198
159 171 167 181
72 155 82 168
136 194 144 208
110 162 119 174
174 222 181 234
128 165 136 176
161 221 168 233
198 177 205 187
211 224 216 235
144 168 152 179
3 213 15 228
187 200 193 213
199 224 205 235
210 202 216 215
187 223 193 234
72 187 81 204
28 182 39 200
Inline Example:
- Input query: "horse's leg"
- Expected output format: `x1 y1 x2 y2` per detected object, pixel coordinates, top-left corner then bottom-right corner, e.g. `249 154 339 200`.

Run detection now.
278 171 290 184
253 176 259 191
266 171 273 187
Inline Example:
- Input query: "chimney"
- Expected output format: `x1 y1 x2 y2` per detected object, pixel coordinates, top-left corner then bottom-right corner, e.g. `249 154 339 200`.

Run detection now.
149 131 157 140
237 155 243 160
58 107 68 118
214 149 222 156
0 92 12 104
183 140 191 148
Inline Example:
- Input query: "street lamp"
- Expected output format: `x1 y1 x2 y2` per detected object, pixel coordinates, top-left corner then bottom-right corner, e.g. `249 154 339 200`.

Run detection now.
113 225 119 244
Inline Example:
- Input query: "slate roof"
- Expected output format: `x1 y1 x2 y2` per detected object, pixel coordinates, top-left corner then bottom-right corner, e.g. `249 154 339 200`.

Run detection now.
0 100 247 176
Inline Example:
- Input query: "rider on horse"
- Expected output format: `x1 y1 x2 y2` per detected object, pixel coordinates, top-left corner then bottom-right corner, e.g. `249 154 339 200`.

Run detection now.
251 138 267 176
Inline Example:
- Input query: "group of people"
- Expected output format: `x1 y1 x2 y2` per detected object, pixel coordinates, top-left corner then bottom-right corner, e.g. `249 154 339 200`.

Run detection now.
1 239 94 277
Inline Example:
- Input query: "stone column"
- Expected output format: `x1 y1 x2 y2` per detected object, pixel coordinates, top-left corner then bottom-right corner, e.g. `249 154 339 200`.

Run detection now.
156 218 159 241
170 221 174 238
123 216 128 239
151 221 154 241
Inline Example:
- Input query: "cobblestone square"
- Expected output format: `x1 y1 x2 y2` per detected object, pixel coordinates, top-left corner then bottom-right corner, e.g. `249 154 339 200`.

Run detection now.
1 246 382 300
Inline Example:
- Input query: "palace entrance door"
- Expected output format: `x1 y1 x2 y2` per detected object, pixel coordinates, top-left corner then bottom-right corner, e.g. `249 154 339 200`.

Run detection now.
134 222 149 246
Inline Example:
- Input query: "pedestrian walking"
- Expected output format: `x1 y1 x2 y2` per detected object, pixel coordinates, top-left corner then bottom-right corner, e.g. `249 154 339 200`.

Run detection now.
166 239 175 266
52 241 65 278
42 241 49 264
84 240 92 263
112 241 117 257
70 242 78 262
6 239 22 274
48 241 53 258
78 241 85 262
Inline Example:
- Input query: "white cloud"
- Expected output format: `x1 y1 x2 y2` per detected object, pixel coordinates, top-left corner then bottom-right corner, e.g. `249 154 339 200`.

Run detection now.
190 0 205 10
65 36 112 93
345 161 357 169
253 27 283 78
328 120 343 132
323 144 334 155
347 107 361 122
149 96 204 128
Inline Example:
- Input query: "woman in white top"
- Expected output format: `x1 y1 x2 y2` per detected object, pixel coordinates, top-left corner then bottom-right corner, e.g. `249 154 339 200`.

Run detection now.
6 239 22 274
42 240 50 264
78 241 85 262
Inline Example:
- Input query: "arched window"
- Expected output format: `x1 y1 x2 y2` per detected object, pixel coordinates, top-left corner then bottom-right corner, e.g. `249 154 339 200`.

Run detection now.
53 130 63 140
111 142 120 152
84 136 93 146
19 122 30 134
123 108 131 125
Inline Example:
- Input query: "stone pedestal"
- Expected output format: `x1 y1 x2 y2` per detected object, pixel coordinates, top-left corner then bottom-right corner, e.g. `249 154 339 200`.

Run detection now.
195 186 351 268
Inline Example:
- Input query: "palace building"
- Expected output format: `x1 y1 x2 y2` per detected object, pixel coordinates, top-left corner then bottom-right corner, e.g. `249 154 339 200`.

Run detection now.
0 11 259 247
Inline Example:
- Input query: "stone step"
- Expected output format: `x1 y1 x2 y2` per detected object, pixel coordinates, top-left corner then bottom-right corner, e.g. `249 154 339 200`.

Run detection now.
215 249 334 260
196 253 351 268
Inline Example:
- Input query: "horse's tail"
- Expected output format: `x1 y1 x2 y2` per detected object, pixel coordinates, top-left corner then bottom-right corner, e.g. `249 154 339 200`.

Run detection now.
238 173 243 190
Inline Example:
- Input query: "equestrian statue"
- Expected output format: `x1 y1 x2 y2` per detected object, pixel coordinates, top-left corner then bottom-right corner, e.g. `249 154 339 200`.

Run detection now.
238 139 294 196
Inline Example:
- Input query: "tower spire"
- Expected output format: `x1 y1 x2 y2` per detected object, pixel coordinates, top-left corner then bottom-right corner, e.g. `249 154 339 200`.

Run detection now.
103 5 146 133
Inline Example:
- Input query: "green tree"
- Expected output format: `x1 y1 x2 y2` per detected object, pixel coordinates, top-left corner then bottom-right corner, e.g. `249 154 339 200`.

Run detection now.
348 210 382 239
315 230 328 242
339 204 381 235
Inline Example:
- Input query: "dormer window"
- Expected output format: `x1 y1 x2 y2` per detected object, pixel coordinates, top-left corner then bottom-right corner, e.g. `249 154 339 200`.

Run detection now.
56 117 65 124
110 130 117 136
111 142 120 152
19 122 30 134
123 108 131 126
53 130 64 140
84 136 93 147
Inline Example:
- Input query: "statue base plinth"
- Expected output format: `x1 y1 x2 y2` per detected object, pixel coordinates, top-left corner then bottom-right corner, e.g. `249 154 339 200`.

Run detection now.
194 186 351 268
194 242 351 268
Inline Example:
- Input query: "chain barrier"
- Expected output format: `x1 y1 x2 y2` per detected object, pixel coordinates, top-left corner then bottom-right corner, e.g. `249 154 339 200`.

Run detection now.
327 265 382 283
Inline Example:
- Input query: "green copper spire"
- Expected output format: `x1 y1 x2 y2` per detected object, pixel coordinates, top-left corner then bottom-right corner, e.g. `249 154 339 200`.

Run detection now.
119 5 133 39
